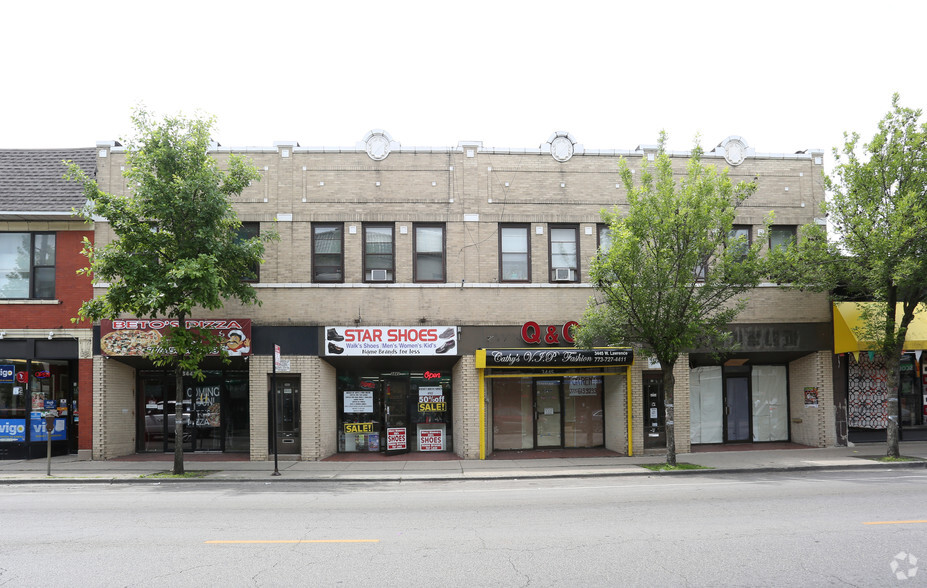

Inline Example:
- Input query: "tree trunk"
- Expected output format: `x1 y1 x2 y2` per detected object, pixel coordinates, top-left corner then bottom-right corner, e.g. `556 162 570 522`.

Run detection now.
883 351 902 459
662 361 677 466
173 361 185 475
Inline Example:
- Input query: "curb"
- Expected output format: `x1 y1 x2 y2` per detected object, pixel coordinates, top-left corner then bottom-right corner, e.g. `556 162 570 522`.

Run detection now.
1 460 924 485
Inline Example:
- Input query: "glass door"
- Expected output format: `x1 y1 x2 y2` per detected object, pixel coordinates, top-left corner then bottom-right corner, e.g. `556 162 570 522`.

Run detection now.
725 376 751 442
535 379 562 448
384 377 410 454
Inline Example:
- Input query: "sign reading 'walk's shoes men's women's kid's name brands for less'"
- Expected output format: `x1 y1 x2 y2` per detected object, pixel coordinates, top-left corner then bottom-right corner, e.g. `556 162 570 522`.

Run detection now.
324 326 458 356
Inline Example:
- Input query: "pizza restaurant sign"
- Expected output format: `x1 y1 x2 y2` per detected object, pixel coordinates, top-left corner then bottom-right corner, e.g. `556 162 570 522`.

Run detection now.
100 319 251 357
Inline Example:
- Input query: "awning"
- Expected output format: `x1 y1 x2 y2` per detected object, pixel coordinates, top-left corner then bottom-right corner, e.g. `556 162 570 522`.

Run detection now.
833 302 927 354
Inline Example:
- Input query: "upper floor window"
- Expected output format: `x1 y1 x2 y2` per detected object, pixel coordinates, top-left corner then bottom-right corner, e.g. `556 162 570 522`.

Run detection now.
769 226 797 252
0 232 55 299
364 224 394 282
237 222 260 282
549 225 579 282
728 225 751 262
414 224 445 282
500 224 530 282
313 223 344 283
597 224 613 252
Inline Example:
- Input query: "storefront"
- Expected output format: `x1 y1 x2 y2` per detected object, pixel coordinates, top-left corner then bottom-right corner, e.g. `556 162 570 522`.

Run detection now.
138 369 250 453
0 340 80 460
99 318 252 454
325 325 459 454
477 348 633 457
834 302 927 442
690 365 790 444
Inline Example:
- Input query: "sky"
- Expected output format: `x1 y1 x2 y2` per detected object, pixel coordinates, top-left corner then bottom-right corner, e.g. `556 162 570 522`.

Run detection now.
2 1 925 164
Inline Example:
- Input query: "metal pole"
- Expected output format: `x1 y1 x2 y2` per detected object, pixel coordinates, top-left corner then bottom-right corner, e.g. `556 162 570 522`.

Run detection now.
46 415 52 476
271 349 280 476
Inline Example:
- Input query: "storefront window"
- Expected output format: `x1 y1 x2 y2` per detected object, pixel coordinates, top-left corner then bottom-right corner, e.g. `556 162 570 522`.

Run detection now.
337 370 452 453
492 378 533 449
138 370 248 453
0 360 28 444
563 376 604 448
491 374 605 451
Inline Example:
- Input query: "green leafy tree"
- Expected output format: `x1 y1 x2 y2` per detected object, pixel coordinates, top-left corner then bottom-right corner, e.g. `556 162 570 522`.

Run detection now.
67 110 277 473
575 133 767 465
770 95 927 457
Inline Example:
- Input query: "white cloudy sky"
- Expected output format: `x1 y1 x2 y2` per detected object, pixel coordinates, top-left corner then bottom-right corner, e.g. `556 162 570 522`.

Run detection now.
2 0 925 161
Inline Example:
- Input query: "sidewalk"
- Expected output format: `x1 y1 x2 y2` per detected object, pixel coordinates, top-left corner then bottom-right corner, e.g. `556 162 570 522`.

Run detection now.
1 442 925 484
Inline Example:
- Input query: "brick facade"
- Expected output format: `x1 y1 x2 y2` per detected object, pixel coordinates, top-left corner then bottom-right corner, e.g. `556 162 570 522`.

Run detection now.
86 134 835 460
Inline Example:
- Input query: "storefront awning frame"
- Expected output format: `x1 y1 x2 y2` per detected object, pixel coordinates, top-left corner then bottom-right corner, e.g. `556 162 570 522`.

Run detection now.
833 302 927 354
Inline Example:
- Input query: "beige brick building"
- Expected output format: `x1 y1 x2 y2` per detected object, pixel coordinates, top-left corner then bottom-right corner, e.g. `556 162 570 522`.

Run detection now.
90 130 834 461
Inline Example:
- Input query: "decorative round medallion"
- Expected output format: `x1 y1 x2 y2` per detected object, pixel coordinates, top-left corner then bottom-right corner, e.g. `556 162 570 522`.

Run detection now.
724 139 746 166
550 136 574 162
366 133 391 161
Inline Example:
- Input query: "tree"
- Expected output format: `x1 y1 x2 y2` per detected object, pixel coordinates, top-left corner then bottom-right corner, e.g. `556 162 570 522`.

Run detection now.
771 94 927 458
67 109 276 473
575 132 767 465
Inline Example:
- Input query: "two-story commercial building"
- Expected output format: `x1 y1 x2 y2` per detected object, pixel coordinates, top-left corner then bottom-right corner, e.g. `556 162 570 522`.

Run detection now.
86 131 835 461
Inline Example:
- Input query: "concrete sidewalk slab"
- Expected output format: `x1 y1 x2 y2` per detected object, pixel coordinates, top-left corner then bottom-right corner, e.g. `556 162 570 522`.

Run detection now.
1 441 925 484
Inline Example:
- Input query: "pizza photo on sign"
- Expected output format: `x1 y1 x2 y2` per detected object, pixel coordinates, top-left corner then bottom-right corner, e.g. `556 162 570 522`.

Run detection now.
100 329 162 356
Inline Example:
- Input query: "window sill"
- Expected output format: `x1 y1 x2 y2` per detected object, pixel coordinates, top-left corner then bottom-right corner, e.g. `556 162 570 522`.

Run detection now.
0 299 61 305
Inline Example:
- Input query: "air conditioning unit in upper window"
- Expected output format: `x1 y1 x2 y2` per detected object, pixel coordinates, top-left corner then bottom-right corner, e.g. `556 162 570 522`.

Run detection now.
553 267 574 282
370 269 389 281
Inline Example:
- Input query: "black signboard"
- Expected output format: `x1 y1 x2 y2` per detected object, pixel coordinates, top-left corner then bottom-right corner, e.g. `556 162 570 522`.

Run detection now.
483 348 633 368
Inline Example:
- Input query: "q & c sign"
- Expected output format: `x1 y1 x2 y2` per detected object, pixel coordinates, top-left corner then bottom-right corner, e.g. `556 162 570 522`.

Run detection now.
521 321 579 345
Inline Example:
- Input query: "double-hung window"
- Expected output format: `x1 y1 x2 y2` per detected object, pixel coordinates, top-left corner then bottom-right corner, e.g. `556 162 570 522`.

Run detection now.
414 224 445 282
597 224 613 252
237 222 260 282
728 225 752 262
364 224 394 282
549 225 579 282
0 232 55 299
500 224 530 282
768 226 797 252
312 223 344 282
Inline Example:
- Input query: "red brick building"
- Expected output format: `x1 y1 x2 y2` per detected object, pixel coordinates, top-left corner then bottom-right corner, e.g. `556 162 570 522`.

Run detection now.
0 148 96 459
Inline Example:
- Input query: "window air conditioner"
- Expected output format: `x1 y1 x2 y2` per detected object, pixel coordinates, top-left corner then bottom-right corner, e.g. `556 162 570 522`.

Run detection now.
370 269 389 281
553 267 573 281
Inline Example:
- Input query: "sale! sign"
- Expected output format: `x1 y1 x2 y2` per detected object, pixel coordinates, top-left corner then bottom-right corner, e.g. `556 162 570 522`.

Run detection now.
324 326 457 356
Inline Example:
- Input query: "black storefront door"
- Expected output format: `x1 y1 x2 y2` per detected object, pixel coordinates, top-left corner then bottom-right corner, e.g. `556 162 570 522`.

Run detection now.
643 373 666 449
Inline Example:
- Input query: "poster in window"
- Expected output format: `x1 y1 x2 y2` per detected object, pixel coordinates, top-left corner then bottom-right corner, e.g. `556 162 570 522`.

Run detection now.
344 390 373 413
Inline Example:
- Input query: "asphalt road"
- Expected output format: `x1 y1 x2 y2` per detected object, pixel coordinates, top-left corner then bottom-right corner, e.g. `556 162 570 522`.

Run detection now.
2 470 926 587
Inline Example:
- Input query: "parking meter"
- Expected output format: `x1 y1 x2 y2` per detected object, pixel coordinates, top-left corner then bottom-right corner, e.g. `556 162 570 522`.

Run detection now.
45 414 56 433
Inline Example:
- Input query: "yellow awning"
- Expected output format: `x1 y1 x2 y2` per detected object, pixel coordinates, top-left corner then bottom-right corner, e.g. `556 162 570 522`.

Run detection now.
833 302 927 354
